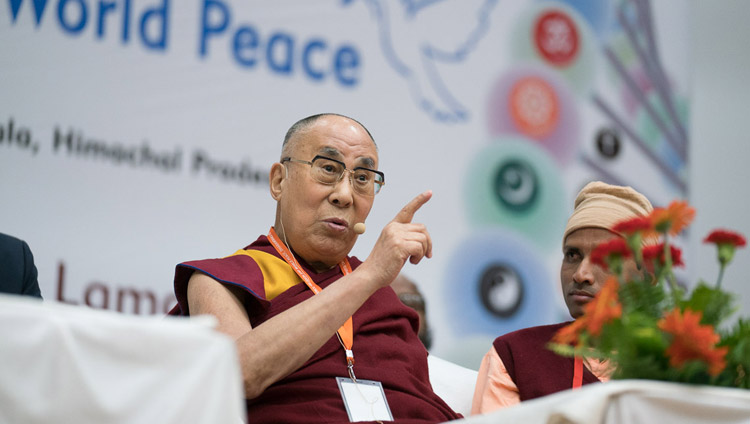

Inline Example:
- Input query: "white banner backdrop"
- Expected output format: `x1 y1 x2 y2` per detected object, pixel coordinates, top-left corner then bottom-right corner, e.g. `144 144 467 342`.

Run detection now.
0 0 690 368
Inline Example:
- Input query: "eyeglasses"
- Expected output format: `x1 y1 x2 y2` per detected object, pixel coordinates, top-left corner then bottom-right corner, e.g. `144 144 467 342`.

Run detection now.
281 155 385 196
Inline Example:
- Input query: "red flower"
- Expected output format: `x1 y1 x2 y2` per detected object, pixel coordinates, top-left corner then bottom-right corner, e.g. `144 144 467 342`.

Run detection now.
582 277 622 336
657 308 728 376
703 229 747 247
612 216 653 235
650 201 695 236
642 244 684 272
704 229 747 267
590 238 631 271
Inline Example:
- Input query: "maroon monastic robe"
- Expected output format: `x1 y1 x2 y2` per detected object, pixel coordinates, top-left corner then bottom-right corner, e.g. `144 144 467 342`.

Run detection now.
170 235 461 424
493 322 601 401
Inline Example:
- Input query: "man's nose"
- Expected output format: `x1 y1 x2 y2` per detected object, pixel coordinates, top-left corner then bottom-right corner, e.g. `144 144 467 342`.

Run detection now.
573 257 595 285
329 172 355 206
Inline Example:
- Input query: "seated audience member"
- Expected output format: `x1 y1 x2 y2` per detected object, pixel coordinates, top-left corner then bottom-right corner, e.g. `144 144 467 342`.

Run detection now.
169 113 461 423
391 273 433 349
0 232 43 299
471 181 653 414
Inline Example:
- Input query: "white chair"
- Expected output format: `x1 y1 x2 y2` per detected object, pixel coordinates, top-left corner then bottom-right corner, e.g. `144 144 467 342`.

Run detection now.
0 294 245 424
428 354 479 417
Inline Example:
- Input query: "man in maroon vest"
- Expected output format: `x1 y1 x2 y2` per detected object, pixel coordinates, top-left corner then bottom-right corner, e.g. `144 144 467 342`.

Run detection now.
169 113 461 423
471 182 654 414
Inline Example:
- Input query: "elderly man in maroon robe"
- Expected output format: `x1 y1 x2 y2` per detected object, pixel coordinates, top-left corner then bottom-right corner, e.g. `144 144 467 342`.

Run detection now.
169 113 461 424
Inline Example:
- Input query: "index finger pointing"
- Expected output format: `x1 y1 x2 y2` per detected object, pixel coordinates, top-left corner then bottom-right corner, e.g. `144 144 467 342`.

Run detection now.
393 190 432 224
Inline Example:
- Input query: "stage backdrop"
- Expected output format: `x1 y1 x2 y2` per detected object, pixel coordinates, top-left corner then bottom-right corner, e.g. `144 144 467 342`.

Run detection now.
0 0 690 368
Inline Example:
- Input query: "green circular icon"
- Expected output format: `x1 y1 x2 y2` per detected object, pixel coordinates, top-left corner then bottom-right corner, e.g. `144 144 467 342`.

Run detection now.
465 138 567 249
494 159 539 213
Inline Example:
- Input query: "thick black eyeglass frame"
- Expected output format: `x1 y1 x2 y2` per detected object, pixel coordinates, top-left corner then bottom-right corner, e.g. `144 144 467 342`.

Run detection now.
281 155 385 192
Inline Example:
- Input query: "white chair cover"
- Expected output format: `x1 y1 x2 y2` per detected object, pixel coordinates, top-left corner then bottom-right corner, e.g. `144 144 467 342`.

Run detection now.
0 294 245 424
450 379 750 424
428 354 479 417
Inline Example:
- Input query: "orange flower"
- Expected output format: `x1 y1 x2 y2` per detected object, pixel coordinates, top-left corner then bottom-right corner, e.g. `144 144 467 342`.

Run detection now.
552 317 587 346
582 277 622 336
649 200 695 236
657 308 728 376
590 238 631 271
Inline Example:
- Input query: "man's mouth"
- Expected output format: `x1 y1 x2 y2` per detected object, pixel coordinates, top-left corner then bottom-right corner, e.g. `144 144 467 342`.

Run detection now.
569 290 595 303
324 218 349 231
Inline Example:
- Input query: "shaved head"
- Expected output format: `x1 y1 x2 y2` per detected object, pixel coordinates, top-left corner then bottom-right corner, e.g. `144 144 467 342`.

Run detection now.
281 113 376 158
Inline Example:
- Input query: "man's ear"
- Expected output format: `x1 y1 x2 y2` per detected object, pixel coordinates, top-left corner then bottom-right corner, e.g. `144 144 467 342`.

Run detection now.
269 162 286 201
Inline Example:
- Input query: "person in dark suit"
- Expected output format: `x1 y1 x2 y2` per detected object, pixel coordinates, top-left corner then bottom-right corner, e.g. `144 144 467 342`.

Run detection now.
0 233 43 298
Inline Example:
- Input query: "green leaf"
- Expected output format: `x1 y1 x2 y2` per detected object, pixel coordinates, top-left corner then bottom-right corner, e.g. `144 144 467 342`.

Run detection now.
718 319 750 389
682 282 736 326
619 277 666 318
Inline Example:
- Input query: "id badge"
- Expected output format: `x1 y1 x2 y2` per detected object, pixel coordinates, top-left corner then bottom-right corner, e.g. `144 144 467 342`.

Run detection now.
336 377 393 422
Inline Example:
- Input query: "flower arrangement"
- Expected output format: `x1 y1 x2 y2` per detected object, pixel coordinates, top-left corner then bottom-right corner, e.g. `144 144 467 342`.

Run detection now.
549 201 750 389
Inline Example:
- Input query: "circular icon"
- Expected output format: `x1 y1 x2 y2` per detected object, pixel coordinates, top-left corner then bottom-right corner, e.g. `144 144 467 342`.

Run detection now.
487 67 580 166
509 2 597 94
465 139 567 248
509 76 560 138
494 159 539 212
534 9 580 67
478 263 524 318
443 229 562 337
595 128 621 159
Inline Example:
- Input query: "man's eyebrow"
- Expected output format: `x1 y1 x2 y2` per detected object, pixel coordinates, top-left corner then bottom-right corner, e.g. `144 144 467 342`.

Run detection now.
357 157 375 168
318 146 376 168
319 146 342 158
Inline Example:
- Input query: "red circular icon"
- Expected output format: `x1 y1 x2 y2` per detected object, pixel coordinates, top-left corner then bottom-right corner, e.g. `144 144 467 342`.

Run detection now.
533 9 579 67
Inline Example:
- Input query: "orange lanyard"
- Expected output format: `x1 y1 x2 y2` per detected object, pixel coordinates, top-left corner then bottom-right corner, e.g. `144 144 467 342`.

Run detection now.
267 227 357 379
572 356 583 389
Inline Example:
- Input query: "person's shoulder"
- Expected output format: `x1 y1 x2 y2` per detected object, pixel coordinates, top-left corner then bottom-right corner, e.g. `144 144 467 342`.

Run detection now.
494 321 572 343
0 233 30 259
171 237 273 316
0 233 23 248
177 249 265 280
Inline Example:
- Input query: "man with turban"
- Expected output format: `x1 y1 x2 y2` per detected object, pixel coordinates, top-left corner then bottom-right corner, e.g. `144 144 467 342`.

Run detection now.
470 181 654 414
